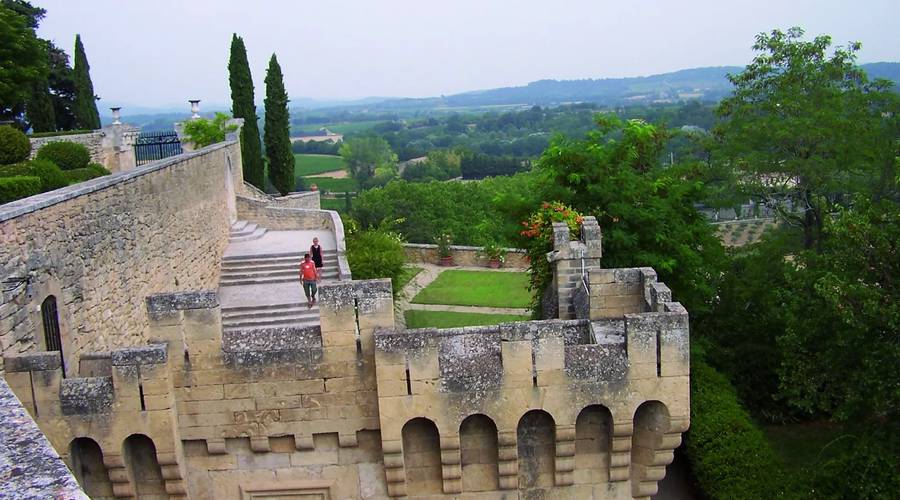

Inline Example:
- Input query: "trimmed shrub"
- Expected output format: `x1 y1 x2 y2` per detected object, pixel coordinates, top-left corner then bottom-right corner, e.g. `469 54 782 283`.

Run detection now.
35 141 91 171
0 126 31 165
0 160 68 192
685 356 792 499
29 129 93 139
346 228 406 298
65 163 110 184
0 176 42 204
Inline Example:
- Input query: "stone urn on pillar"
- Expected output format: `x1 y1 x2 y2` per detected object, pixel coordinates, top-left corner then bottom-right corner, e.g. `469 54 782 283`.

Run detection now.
189 99 201 119
110 107 122 125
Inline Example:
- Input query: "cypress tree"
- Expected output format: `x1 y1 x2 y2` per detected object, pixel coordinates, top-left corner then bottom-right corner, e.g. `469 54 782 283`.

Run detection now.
264 53 296 196
228 34 265 189
72 34 100 129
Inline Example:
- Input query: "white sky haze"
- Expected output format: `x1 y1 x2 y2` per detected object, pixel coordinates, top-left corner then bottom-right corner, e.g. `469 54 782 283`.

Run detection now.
34 0 900 109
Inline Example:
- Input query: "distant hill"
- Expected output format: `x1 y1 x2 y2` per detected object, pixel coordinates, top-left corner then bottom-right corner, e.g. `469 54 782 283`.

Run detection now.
316 62 900 112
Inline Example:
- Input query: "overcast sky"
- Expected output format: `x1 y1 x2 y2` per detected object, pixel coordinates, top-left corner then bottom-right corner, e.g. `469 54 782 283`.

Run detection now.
35 0 899 110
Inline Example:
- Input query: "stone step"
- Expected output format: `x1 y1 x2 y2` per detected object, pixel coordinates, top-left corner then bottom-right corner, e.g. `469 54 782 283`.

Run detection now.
222 250 338 263
221 256 338 271
219 273 338 287
219 268 340 281
229 226 268 243
229 222 258 237
222 309 320 327
230 220 249 232
221 301 313 314
223 316 320 333
222 302 311 317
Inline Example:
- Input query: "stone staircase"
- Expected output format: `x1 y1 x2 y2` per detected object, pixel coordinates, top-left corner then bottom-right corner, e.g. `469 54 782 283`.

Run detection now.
221 301 320 333
219 251 339 287
229 220 267 243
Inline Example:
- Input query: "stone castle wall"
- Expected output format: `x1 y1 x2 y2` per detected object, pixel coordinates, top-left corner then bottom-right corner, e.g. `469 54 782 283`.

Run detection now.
29 132 106 164
0 141 243 374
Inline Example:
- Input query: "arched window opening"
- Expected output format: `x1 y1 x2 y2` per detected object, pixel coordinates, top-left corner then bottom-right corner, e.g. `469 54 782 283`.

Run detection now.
460 414 499 491
517 409 556 490
123 434 167 498
41 295 64 376
402 417 443 495
69 438 114 499
631 401 671 498
575 405 612 484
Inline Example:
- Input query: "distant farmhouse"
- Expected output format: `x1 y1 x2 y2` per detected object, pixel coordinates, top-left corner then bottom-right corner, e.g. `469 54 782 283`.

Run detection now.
291 127 343 143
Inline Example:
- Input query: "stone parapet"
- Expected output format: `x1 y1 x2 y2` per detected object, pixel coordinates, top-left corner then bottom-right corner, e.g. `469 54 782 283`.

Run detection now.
403 243 529 268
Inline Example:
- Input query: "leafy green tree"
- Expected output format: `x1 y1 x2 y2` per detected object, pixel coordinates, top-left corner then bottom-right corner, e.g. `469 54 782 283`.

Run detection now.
72 34 100 130
182 112 238 149
263 53 295 195
346 227 406 298
228 34 265 189
46 42 77 131
779 199 899 426
716 27 897 249
26 59 55 132
537 114 726 316
339 136 397 188
0 3 45 126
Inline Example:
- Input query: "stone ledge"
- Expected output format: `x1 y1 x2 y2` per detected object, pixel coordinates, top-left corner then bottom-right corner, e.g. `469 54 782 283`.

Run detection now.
60 376 114 415
111 343 168 366
146 290 219 315
0 378 87 499
0 140 237 223
3 352 61 373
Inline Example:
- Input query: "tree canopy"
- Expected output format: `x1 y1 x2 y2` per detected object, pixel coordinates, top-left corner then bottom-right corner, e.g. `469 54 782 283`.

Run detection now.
339 136 398 189
0 3 45 127
716 27 898 249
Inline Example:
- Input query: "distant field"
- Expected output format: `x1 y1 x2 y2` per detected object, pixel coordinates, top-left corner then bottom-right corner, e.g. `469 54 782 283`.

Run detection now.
292 120 388 136
303 176 358 193
715 218 778 247
404 310 529 329
294 154 346 176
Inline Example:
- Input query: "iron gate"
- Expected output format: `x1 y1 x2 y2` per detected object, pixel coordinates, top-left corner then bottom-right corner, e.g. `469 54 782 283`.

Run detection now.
134 130 183 165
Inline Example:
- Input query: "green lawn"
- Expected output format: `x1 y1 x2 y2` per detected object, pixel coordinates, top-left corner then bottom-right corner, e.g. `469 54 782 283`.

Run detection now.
404 310 529 329
294 154 346 176
411 270 530 308
303 177 358 193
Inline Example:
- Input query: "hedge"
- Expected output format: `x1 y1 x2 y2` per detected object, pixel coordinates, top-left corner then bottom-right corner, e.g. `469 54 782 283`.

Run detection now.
685 356 792 499
0 160 68 192
29 129 94 139
0 176 42 204
35 141 91 171
65 163 111 184
0 126 31 165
